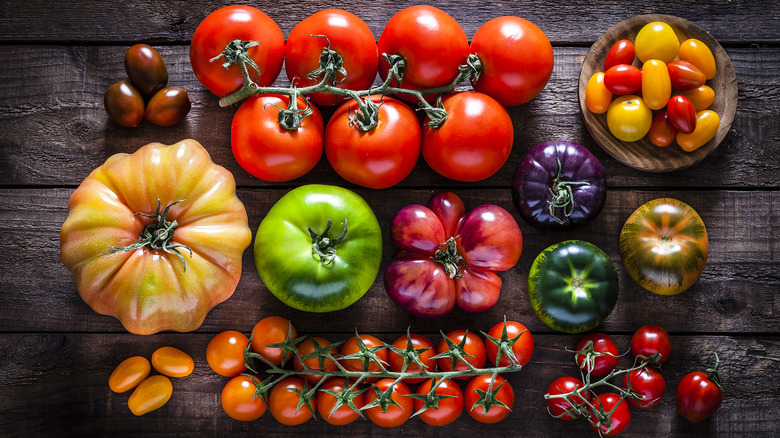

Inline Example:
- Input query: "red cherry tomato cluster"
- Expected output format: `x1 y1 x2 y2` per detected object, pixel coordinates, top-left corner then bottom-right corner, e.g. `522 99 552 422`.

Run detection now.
545 326 671 436
108 346 194 416
586 21 720 151
104 44 191 127
191 5 554 186
207 316 533 426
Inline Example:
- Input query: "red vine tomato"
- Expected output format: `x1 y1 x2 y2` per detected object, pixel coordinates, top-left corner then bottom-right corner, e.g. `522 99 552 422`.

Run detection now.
414 378 464 426
575 333 619 377
545 376 587 420
484 320 534 367
325 96 420 189
622 366 666 408
190 5 285 97
465 374 514 423
231 94 324 182
284 9 378 106
631 325 672 365
388 333 436 384
251 316 297 366
317 378 364 425
436 330 486 379
364 379 413 427
588 393 631 436
293 337 340 385
378 5 468 98
422 91 513 182
469 16 554 106
677 355 724 423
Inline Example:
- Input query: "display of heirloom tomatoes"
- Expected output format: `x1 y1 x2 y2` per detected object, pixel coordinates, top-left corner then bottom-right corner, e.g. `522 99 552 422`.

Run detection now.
60 140 251 334
384 192 523 317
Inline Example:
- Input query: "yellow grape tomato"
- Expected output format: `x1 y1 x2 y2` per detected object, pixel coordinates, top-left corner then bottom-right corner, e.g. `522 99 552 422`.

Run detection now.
109 356 151 393
586 72 613 114
607 95 653 142
128 375 173 416
678 85 715 111
641 59 671 110
679 38 716 79
151 346 194 378
676 110 720 152
635 21 679 64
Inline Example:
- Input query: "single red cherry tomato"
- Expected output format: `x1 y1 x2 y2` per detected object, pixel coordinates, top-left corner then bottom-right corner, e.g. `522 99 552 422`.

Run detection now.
484 320 534 367
667 95 697 134
604 39 636 71
588 393 631 436
340 334 388 382
364 379 413 427
648 111 679 147
667 60 707 91
293 336 339 385
388 333 436 383
465 374 514 423
631 325 672 365
622 366 666 408
436 330 486 379
604 64 642 95
414 378 464 426
677 355 724 423
575 333 619 377
206 330 249 377
545 376 587 420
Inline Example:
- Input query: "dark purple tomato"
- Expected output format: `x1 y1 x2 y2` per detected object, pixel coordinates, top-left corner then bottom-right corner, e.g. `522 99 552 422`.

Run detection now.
104 80 144 127
125 44 168 96
512 141 607 229
144 87 191 126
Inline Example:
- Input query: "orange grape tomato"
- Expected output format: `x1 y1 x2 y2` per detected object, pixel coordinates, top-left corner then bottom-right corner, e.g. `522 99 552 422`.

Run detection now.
109 356 151 393
151 346 194 378
641 59 671 110
585 72 613 114
635 21 679 63
128 375 173 416
678 85 715 111
679 38 716 79
676 110 720 152
648 111 678 147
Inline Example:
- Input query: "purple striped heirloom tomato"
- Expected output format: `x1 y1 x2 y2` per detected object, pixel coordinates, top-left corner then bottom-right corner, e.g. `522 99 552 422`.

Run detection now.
620 198 708 295
511 141 607 229
384 192 523 317
60 140 251 334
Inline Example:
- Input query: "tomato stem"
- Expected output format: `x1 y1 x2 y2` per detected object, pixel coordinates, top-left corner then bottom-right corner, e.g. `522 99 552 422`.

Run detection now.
548 157 590 224
307 218 348 266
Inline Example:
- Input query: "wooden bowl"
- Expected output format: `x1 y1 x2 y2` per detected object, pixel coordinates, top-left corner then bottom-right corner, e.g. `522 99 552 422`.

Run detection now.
579 14 738 172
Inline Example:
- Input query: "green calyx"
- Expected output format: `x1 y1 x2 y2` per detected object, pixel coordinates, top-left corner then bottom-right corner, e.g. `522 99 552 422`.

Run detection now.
431 237 466 278
548 157 590 224
307 218 348 266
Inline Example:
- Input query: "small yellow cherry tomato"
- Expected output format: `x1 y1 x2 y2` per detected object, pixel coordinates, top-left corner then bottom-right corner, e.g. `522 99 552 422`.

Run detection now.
128 375 173 416
678 85 715 111
676 110 720 152
679 38 716 79
151 346 194 378
641 59 671 110
607 95 653 142
586 72 613 114
109 356 151 393
635 21 679 64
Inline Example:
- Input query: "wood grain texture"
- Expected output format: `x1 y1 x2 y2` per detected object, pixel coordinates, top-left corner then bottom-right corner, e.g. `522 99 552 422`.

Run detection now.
0 46 778 188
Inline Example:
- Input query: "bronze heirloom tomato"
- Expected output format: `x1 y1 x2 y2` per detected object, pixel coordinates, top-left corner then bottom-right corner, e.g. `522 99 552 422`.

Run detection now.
620 198 708 295
384 192 523 317
528 240 619 333
254 185 382 312
60 140 251 335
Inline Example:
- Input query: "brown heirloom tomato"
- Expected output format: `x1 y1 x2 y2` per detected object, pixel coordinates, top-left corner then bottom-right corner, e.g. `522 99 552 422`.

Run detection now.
104 80 144 127
124 44 168 96
620 198 708 295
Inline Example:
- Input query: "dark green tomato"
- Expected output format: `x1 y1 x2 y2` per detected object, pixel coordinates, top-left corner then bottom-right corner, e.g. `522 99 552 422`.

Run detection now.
528 240 619 333
254 185 382 312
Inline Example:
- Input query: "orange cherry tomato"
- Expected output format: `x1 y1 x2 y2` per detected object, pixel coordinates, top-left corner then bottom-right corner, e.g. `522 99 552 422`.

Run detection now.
151 346 194 378
251 316 297 365
268 377 315 426
317 378 365 426
676 110 720 152
340 334 388 383
648 111 678 147
221 375 267 421
641 59 671 110
606 95 652 142
293 336 339 385
585 72 613 114
128 375 173 416
678 85 715 111
109 356 151 393
207 330 249 377
635 21 679 63
679 38 716 79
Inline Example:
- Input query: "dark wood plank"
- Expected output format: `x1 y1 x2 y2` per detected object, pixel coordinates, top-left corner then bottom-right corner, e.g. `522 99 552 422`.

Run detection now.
0 0 777 44
0 46 778 189
1 187 777 335
0 332 775 437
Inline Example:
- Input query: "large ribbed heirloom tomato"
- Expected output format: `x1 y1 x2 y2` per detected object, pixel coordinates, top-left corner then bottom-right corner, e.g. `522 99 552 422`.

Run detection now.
60 139 252 334
384 192 523 317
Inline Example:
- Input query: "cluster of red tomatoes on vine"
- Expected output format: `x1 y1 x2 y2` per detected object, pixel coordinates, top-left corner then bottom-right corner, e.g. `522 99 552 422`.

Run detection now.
188 5 555 188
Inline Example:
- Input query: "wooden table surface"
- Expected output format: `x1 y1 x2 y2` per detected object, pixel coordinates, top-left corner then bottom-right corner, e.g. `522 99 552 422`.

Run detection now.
1 1 778 436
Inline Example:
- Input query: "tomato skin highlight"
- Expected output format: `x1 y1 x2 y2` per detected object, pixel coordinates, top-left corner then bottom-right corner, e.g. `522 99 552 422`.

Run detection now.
151 346 194 378
128 375 173 416
677 110 720 152
679 38 717 79
221 375 267 421
641 59 671 110
585 72 612 114
604 39 635 71
604 64 642 95
470 16 554 106
109 356 151 393
207 330 249 377
648 111 678 147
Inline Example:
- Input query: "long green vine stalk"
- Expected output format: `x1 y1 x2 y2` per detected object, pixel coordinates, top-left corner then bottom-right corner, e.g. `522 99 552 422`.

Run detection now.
243 323 525 420
212 36 482 130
